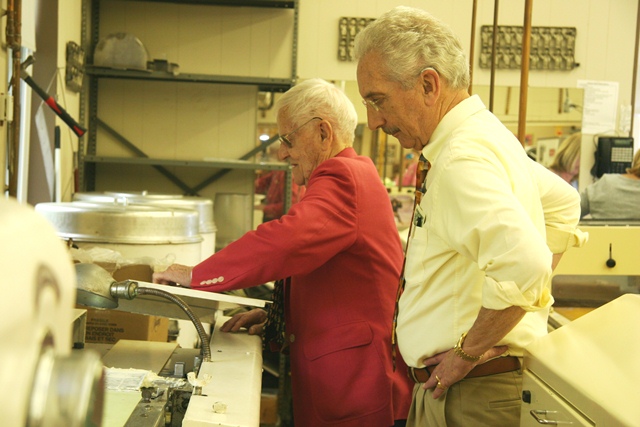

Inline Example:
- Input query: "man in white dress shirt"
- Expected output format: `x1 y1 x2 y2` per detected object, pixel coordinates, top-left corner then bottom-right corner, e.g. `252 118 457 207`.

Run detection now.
355 6 586 426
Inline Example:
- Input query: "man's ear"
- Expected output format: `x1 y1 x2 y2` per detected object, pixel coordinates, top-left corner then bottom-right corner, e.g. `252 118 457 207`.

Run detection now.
319 120 333 146
420 68 440 104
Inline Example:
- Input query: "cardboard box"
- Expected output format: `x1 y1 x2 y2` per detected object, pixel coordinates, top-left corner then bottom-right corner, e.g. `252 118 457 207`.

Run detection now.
95 262 154 282
79 262 167 344
84 308 169 344
260 390 278 425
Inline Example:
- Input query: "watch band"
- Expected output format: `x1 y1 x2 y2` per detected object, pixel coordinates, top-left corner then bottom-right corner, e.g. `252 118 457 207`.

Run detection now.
454 332 483 362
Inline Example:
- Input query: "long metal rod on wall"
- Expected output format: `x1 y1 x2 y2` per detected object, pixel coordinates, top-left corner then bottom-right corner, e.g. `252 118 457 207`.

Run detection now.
6 0 22 197
468 0 478 95
630 0 640 136
517 0 533 146
489 0 499 112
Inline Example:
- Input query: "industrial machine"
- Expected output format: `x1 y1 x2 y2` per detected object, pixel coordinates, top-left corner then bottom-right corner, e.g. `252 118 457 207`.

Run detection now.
520 294 640 426
77 270 267 427
520 222 640 426
549 221 640 326
3 196 268 426
1 198 104 426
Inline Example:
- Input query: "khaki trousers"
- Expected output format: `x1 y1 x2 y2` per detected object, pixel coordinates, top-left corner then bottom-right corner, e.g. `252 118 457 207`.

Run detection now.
406 370 522 426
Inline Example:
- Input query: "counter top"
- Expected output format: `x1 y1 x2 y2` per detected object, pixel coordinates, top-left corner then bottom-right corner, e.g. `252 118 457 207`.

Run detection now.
524 294 640 426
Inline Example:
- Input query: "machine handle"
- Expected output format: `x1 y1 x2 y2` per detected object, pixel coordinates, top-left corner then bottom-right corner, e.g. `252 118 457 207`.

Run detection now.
606 243 617 268
529 409 574 425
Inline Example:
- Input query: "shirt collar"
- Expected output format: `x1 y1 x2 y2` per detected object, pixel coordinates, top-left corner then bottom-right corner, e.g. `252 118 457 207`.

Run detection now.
421 94 486 164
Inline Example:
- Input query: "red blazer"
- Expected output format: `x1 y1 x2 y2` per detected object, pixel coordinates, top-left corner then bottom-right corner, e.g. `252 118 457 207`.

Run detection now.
192 148 412 426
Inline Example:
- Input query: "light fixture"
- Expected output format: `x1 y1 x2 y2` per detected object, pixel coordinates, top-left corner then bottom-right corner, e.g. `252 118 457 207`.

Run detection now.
75 263 211 362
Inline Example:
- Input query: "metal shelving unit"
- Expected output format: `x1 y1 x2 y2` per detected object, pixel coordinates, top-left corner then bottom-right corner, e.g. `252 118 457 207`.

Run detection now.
84 66 294 92
79 0 298 203
114 0 295 7
78 2 297 424
84 155 291 170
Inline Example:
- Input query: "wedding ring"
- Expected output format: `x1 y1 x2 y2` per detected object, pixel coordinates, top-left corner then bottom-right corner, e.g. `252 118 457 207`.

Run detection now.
435 375 446 390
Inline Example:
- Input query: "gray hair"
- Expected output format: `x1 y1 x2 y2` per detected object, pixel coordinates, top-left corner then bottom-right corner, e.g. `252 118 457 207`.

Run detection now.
276 78 358 145
354 6 469 91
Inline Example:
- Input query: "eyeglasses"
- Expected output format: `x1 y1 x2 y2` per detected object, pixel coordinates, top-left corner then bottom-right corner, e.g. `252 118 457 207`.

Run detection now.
278 117 323 148
361 97 384 112
361 67 437 113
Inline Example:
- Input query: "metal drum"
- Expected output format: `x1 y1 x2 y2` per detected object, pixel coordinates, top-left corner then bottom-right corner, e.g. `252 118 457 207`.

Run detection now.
35 201 202 265
74 192 217 261
45 197 206 350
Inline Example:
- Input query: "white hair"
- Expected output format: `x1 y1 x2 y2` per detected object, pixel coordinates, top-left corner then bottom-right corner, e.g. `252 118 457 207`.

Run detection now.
276 78 358 145
354 6 470 91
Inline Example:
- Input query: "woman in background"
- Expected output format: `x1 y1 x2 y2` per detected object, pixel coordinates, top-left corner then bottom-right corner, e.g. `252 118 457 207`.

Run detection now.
580 148 640 219
549 132 581 189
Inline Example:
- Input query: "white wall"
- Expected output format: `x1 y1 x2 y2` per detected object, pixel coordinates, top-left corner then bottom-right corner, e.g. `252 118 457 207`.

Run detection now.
297 0 637 103
21 0 637 200
295 0 639 191
298 0 473 82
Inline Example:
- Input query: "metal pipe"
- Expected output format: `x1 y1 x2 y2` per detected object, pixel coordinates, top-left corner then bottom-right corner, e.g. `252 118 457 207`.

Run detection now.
489 0 499 112
136 287 212 363
630 0 640 136
110 281 212 363
6 0 22 197
468 0 478 94
517 0 533 146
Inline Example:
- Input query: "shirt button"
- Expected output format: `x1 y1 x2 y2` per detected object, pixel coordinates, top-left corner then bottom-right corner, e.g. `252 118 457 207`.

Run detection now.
289 334 295 343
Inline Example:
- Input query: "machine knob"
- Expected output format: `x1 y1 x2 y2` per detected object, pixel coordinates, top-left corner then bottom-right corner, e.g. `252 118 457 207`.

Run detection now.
606 243 616 268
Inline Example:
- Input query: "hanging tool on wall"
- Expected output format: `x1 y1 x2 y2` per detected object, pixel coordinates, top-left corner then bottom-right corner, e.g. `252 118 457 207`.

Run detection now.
20 56 86 137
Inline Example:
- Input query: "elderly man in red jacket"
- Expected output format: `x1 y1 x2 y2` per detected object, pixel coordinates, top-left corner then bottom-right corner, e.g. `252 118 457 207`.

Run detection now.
153 78 412 427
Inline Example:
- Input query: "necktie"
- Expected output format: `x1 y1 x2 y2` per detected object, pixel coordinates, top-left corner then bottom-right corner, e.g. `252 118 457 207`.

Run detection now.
263 277 290 353
392 154 430 368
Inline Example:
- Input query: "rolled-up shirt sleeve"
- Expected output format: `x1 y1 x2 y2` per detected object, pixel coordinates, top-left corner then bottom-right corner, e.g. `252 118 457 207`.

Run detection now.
531 160 587 253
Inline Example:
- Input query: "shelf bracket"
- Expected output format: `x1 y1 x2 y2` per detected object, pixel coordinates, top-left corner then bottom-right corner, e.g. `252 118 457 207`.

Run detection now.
96 118 199 195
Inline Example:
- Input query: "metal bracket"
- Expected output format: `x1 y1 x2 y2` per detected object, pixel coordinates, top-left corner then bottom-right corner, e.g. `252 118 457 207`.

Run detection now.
480 25 578 71
66 41 85 93
0 93 14 123
338 16 375 62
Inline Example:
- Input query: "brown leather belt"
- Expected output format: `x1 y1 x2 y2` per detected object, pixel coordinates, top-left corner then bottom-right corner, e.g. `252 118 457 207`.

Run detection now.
408 356 521 383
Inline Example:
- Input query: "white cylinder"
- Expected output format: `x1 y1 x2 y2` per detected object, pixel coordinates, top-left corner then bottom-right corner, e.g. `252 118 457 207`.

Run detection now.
74 192 216 261
35 201 202 265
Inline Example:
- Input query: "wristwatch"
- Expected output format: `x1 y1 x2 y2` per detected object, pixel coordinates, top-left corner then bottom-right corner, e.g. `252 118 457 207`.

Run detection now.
453 332 483 362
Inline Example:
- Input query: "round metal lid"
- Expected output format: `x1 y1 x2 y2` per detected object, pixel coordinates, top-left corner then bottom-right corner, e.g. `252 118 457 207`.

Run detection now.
104 191 182 200
35 202 202 244
74 192 215 233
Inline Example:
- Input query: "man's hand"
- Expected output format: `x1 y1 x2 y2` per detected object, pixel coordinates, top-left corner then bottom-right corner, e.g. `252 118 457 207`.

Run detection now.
421 345 509 399
418 306 526 399
152 264 193 287
221 308 268 335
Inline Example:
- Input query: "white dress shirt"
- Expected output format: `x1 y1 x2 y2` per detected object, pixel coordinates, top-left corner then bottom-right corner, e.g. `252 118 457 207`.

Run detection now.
397 95 586 367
